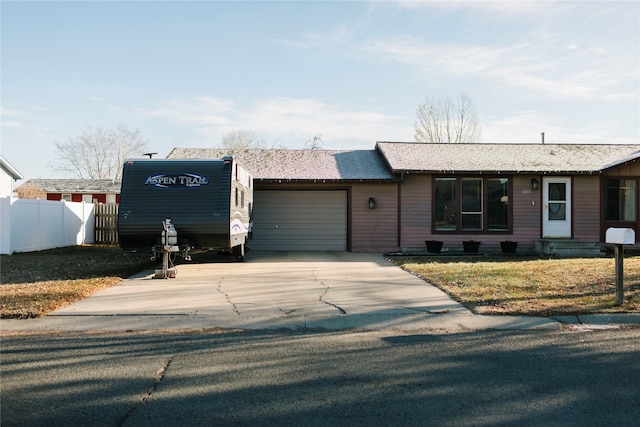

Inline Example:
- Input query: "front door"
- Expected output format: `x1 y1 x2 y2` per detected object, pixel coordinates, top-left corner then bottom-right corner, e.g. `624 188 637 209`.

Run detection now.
542 177 572 238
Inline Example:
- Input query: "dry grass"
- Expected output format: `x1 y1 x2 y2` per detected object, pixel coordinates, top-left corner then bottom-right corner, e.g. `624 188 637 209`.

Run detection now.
394 256 640 316
1 245 155 319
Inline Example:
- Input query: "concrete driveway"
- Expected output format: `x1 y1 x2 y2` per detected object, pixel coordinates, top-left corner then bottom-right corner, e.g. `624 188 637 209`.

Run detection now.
3 251 558 332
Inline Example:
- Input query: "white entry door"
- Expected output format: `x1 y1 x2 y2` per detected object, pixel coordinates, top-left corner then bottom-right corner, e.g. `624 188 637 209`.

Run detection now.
542 177 572 238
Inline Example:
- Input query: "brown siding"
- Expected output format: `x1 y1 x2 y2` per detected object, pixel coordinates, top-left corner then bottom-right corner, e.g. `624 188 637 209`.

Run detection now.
573 175 600 240
399 174 430 249
511 175 542 249
603 161 640 177
351 182 398 252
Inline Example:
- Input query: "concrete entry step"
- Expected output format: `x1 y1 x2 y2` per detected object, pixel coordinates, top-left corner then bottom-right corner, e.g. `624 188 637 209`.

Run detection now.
535 239 603 256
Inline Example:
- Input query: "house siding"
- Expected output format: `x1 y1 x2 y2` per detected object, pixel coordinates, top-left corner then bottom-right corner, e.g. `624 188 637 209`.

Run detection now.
45 193 118 204
603 161 640 177
398 174 430 249
0 171 14 197
573 175 600 241
350 182 399 252
511 175 541 250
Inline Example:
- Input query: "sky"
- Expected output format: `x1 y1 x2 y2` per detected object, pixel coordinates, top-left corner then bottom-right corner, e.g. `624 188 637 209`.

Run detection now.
2 0 639 181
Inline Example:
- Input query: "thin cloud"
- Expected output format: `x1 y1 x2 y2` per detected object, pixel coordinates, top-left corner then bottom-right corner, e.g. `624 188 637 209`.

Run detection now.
361 36 621 100
1 121 23 128
136 96 411 148
483 110 636 145
396 0 543 16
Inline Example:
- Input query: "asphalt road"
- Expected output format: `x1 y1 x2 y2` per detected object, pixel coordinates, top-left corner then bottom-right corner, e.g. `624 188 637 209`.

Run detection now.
2 328 639 427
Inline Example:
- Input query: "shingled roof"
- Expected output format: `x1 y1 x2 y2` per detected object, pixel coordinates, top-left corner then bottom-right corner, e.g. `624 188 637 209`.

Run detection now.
376 142 640 174
167 148 396 181
18 179 121 193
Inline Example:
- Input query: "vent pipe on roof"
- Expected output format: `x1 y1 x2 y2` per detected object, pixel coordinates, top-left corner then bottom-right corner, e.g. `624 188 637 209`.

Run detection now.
541 132 545 144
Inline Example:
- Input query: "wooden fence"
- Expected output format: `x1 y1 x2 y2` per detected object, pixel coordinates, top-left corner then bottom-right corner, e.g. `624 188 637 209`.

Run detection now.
94 203 118 244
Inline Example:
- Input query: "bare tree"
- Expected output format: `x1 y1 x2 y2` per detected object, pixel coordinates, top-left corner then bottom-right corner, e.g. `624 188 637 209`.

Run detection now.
220 129 266 149
414 93 482 143
54 125 148 180
305 134 323 150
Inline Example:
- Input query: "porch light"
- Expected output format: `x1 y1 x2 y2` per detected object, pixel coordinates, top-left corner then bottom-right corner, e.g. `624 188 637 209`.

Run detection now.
368 197 376 209
531 178 539 190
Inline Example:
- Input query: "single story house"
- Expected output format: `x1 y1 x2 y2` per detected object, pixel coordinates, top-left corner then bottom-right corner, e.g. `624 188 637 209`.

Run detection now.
16 179 121 204
169 142 640 254
0 155 24 197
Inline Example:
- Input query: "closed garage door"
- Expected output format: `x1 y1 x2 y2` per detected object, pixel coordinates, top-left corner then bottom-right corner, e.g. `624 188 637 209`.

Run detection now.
250 190 347 251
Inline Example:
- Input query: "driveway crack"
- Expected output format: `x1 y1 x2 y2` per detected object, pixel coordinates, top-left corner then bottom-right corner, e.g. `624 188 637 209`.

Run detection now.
217 278 241 316
319 281 346 314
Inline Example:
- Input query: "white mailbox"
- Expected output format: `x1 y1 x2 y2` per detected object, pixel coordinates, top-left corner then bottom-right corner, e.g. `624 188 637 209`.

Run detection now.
605 227 635 245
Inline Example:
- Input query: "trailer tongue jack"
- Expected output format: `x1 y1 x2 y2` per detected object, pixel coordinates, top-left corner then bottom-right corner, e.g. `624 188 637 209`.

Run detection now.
152 219 190 279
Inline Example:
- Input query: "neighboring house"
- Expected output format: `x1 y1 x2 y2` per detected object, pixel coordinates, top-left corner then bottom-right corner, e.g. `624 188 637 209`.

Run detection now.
16 179 121 204
168 143 640 254
0 155 24 197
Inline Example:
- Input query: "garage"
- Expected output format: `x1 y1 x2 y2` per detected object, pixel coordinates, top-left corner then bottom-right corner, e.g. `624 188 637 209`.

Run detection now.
249 190 348 251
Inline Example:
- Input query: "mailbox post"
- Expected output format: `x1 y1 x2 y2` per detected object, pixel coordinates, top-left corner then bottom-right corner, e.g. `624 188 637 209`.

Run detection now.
605 227 636 306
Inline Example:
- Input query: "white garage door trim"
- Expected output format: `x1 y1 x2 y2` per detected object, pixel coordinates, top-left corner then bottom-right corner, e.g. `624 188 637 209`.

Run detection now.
250 190 347 251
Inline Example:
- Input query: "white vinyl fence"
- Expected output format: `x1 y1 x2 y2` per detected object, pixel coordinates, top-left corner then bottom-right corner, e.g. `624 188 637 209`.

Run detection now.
0 197 95 255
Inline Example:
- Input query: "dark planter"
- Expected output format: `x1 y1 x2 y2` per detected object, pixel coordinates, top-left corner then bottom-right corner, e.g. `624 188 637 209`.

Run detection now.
463 240 481 253
500 241 518 254
425 240 443 253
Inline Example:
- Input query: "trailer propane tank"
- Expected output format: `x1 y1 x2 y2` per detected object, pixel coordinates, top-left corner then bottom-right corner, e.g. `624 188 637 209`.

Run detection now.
162 219 178 246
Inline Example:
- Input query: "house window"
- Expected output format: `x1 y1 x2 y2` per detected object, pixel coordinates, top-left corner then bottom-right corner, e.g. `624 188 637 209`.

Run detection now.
461 178 482 230
434 178 456 231
61 194 72 202
434 177 510 232
487 178 509 231
604 178 637 222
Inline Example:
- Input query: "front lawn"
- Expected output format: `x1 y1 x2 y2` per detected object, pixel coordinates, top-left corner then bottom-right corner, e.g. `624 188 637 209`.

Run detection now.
1 245 155 319
393 256 640 316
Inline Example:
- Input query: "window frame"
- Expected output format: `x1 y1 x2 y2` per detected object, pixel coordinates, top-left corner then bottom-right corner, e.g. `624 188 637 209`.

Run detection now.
432 175 512 234
601 177 639 239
